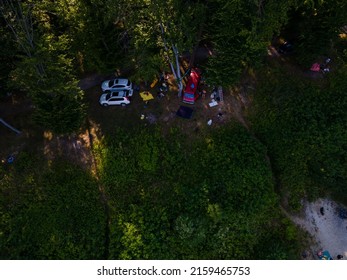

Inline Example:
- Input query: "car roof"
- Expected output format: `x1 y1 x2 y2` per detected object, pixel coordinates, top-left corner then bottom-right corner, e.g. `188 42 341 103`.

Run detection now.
184 69 201 94
107 95 126 99
110 91 128 97
112 78 130 85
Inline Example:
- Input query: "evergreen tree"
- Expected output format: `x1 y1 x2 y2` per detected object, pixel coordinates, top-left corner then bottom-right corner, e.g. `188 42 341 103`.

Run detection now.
1 0 86 133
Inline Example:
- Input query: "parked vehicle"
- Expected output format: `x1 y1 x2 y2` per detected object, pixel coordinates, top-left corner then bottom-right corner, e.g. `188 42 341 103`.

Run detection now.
101 78 133 95
182 68 201 104
99 91 131 107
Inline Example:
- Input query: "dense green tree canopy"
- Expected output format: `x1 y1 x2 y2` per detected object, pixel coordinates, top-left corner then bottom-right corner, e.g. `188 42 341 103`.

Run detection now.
0 154 106 259
206 0 297 85
92 125 300 259
251 65 347 208
1 0 346 260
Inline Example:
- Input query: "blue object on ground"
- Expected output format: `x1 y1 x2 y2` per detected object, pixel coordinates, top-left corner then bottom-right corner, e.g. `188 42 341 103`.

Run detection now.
319 250 332 260
7 156 14 164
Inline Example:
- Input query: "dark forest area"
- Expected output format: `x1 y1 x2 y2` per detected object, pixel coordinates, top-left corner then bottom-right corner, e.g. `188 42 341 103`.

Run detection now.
0 0 346 259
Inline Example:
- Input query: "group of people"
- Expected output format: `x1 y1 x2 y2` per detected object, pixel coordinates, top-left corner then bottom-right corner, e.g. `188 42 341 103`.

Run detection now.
310 57 331 73
317 250 344 260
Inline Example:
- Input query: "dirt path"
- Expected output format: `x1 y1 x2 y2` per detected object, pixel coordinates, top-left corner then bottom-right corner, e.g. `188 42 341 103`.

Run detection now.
78 73 114 90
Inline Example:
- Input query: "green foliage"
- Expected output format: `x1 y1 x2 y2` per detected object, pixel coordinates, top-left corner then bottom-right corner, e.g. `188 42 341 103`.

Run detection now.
128 51 165 84
30 80 86 134
206 0 296 86
1 1 86 133
284 0 347 66
2 0 336 260
253 213 305 260
92 124 296 259
251 65 347 208
67 0 129 72
0 24 18 97
203 126 276 213
0 118 306 260
91 0 208 80
11 65 86 135
9 34 86 134
0 153 106 259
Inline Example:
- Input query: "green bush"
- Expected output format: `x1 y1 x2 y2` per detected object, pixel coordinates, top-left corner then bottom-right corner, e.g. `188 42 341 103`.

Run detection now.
0 155 106 259
251 66 347 207
95 125 288 259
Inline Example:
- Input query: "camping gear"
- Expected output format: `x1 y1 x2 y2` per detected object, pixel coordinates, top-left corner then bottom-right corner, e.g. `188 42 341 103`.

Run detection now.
150 78 158 88
209 100 218 107
318 250 332 260
278 41 293 54
176 106 194 119
159 82 168 92
218 86 224 101
140 91 154 101
7 156 14 164
157 91 165 99
310 58 331 73
310 63 321 72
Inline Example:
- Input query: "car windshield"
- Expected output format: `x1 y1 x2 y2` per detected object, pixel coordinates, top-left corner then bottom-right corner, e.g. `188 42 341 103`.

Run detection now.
184 93 194 99
106 93 111 100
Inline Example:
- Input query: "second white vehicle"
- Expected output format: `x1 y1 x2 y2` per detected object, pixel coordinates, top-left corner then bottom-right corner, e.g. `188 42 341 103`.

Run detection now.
101 78 133 96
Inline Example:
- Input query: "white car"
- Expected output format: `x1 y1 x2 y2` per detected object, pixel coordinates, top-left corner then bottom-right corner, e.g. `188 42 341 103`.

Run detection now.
99 91 131 107
101 78 133 95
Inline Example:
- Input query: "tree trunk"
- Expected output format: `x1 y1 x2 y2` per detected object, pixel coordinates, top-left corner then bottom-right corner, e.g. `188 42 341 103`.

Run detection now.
0 118 21 134
159 22 183 96
172 45 183 97
0 0 45 77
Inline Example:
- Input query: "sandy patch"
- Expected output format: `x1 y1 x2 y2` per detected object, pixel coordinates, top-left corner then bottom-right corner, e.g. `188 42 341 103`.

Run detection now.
291 198 347 260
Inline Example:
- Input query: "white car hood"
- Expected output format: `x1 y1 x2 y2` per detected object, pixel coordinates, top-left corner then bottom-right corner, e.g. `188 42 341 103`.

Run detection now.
99 94 107 103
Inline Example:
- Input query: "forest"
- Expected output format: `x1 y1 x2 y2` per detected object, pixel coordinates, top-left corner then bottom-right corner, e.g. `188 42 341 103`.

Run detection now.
0 0 346 259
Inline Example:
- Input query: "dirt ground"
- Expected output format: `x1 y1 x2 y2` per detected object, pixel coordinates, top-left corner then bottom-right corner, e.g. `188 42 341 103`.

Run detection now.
83 74 250 140
0 94 36 160
1 72 248 170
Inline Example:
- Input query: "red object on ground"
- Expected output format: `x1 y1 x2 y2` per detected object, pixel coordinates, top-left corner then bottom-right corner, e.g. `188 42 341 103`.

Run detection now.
182 68 201 104
310 63 321 72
